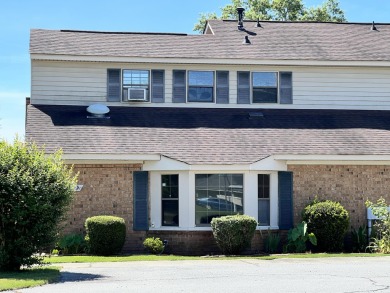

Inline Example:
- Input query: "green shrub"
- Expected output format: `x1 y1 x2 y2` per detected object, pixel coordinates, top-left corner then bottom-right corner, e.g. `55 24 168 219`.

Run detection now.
58 233 86 255
0 139 77 271
263 230 281 254
85 216 126 256
302 200 349 252
285 221 317 253
351 225 368 253
143 237 164 254
366 198 390 254
210 215 257 255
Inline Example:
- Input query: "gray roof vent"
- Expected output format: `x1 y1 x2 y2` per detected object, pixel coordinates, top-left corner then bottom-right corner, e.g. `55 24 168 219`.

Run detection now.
237 7 245 31
243 35 251 45
86 104 110 118
371 21 377 31
249 112 264 119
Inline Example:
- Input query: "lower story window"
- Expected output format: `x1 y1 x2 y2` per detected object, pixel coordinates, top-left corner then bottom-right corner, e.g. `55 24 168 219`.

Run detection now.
161 174 179 226
258 174 270 226
195 174 243 226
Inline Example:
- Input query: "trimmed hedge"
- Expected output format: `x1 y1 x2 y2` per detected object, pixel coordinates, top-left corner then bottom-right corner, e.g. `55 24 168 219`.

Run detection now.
85 216 126 256
143 237 164 254
302 200 349 252
211 215 257 255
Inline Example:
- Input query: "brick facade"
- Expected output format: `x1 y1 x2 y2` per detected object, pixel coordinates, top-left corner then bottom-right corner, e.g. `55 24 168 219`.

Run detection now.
288 165 390 229
62 163 390 255
62 164 146 252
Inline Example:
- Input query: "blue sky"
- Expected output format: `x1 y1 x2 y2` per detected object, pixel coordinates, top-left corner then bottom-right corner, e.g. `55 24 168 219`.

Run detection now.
1 0 390 141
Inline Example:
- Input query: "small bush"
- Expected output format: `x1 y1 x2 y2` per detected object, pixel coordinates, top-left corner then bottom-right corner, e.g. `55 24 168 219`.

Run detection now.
302 199 349 252
366 198 390 254
85 216 126 256
263 230 281 254
143 237 164 254
57 233 86 255
285 221 317 253
351 225 368 253
210 215 257 255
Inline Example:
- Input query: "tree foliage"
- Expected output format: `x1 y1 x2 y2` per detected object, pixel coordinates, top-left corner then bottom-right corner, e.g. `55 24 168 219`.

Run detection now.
194 0 346 33
0 139 77 271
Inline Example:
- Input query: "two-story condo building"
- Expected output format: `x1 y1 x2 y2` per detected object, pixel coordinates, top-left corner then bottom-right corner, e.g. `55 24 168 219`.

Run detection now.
26 14 390 254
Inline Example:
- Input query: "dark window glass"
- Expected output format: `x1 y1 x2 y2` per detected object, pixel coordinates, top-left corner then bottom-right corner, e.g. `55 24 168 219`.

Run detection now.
162 174 179 226
188 71 214 102
252 72 278 103
195 174 243 226
258 174 270 226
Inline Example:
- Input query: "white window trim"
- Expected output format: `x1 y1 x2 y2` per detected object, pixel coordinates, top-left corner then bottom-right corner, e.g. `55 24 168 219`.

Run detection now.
250 71 279 104
121 69 152 104
149 170 279 231
186 70 216 104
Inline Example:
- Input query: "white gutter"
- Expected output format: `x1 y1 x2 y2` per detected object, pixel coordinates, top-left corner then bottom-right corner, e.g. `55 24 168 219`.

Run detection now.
30 54 390 68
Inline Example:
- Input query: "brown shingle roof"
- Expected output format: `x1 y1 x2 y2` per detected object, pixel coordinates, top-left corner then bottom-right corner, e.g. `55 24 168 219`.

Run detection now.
26 105 390 165
30 21 390 61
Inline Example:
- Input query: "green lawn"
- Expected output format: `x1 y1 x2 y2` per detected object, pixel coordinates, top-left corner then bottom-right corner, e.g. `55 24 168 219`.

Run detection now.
43 252 389 264
0 266 61 292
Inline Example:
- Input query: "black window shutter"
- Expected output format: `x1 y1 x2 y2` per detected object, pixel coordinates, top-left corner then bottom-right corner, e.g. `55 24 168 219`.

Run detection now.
133 171 149 231
107 69 121 102
216 71 229 104
173 70 186 103
237 71 250 104
151 70 165 103
278 171 293 230
279 72 293 104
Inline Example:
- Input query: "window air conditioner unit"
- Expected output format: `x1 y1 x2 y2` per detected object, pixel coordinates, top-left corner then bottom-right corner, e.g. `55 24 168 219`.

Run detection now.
127 88 147 101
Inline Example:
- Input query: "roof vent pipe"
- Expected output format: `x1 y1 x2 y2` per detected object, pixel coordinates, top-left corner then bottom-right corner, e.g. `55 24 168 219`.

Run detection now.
371 21 377 31
243 35 251 45
256 18 262 27
237 7 245 30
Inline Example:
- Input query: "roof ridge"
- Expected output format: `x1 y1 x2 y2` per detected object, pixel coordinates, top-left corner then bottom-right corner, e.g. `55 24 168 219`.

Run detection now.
217 19 390 25
60 29 187 36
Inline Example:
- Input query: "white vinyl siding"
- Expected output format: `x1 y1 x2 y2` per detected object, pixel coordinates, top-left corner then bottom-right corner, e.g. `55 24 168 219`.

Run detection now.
31 60 390 110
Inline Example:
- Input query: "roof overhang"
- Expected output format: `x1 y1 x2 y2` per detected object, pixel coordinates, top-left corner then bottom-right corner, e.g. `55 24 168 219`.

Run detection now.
274 154 390 165
30 54 390 68
62 153 161 164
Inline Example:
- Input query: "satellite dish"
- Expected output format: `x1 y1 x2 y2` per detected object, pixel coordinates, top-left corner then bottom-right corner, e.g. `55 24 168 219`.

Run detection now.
86 104 110 117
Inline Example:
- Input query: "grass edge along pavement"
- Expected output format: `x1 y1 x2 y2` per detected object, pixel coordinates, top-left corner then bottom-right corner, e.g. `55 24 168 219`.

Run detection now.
1 253 388 291
0 266 61 292
43 252 389 263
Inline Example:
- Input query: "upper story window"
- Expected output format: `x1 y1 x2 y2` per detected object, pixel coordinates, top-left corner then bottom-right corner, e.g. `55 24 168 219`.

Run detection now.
237 71 293 104
188 71 214 102
173 70 229 104
123 70 150 102
106 69 164 103
252 72 278 103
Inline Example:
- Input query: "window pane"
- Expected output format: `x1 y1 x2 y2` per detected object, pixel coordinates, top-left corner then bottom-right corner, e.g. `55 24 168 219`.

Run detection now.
258 174 270 199
162 200 179 226
195 174 243 226
162 175 178 199
189 71 214 86
253 88 278 103
123 70 149 86
258 199 270 225
188 87 213 102
253 72 277 87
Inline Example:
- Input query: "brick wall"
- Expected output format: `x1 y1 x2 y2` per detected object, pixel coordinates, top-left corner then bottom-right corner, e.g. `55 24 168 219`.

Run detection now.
288 165 390 229
62 164 146 252
146 230 285 255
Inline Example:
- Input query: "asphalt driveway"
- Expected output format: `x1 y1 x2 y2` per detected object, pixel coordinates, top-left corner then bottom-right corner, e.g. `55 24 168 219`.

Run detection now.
13 257 390 293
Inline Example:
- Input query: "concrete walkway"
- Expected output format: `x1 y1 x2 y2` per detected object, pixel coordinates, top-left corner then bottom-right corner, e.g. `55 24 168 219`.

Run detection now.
13 257 390 293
